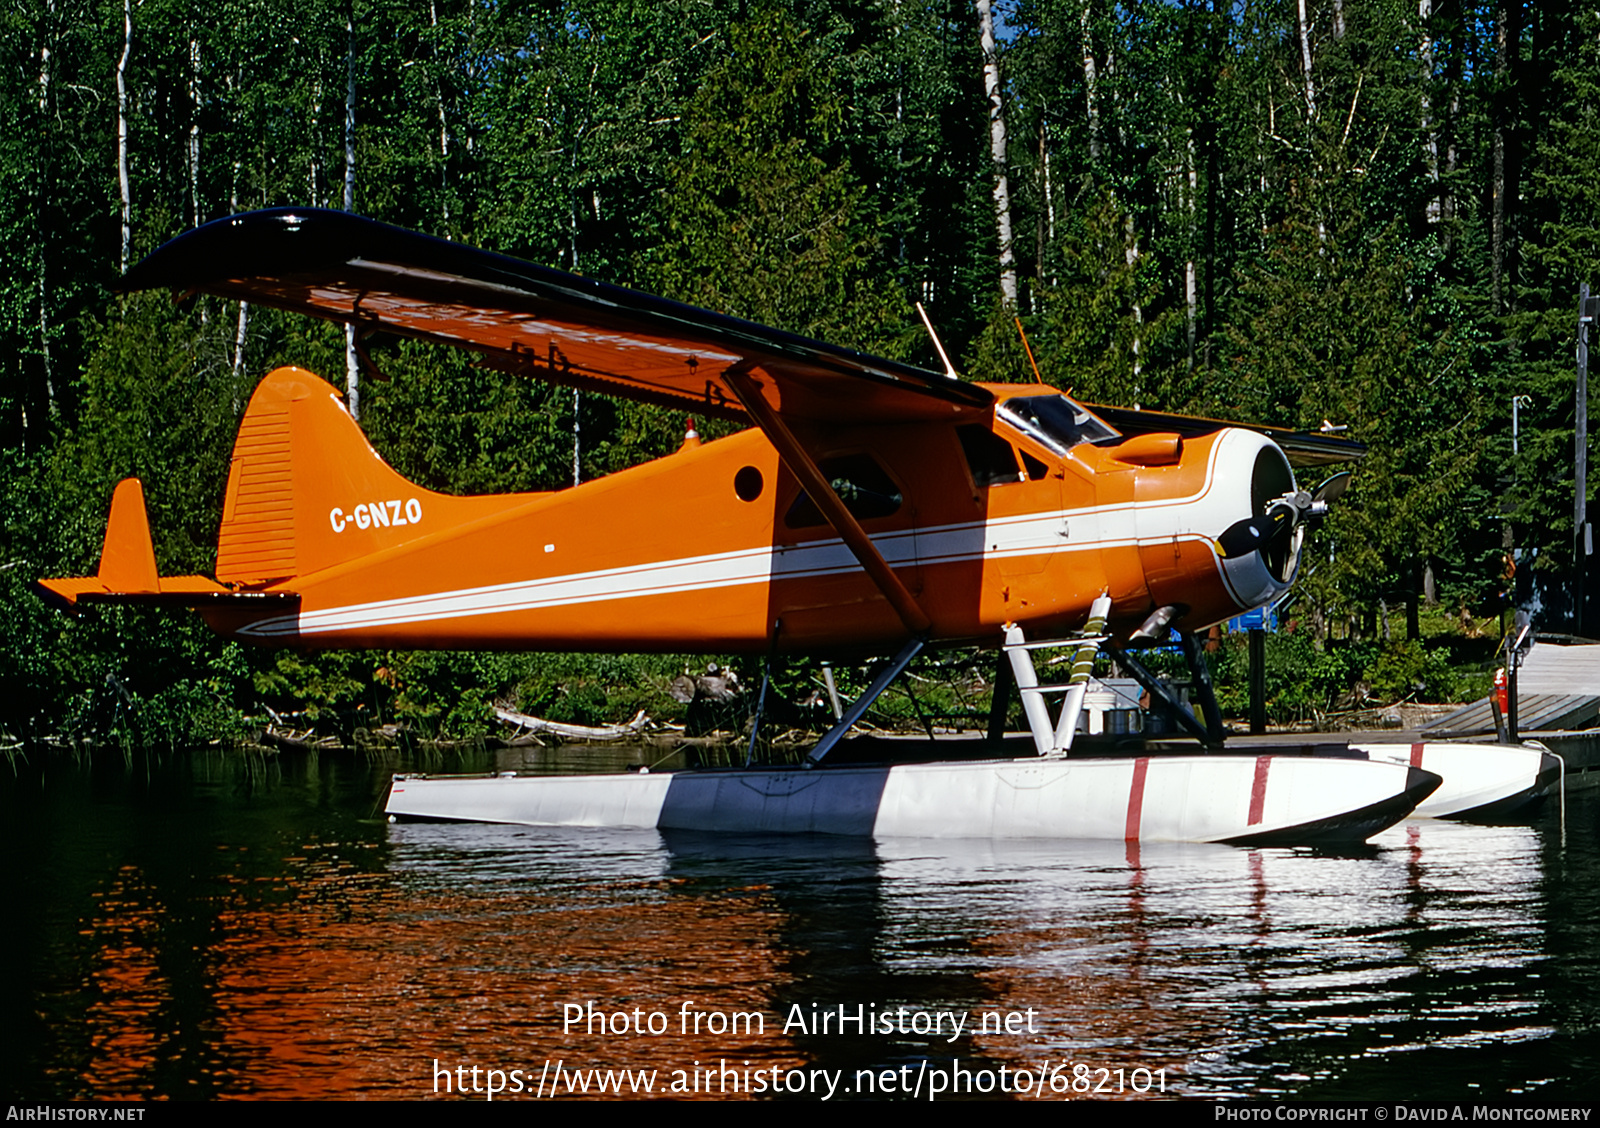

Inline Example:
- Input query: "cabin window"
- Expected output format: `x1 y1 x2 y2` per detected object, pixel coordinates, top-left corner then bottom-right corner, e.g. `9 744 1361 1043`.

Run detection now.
958 425 1023 487
784 454 903 528
999 395 1119 454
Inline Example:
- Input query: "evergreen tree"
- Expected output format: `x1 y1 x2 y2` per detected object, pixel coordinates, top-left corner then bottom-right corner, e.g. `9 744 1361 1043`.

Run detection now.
647 6 908 353
1225 196 1482 634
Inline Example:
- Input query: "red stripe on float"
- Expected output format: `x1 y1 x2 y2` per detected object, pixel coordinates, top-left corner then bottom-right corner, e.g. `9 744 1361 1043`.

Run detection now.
1125 757 1150 840
1410 742 1425 769
1248 755 1271 825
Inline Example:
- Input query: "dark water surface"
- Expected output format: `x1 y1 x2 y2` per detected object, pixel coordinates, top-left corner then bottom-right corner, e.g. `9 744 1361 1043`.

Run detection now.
4 746 1598 1101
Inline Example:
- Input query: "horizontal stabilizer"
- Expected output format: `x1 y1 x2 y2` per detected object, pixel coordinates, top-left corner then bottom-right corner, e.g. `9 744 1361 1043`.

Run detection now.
34 477 299 612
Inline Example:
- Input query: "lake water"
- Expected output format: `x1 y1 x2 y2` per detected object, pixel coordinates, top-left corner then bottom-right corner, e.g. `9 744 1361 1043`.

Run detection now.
4 745 1598 1101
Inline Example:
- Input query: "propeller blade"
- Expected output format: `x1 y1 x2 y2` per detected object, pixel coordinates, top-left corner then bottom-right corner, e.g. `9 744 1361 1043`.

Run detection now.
1313 471 1351 505
1213 506 1294 559
1214 517 1264 558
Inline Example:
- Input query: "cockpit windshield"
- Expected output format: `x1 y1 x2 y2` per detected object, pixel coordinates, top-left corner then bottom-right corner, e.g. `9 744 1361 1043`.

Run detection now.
997 395 1120 454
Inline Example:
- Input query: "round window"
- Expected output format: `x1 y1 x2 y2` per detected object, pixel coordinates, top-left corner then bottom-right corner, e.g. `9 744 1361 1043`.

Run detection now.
734 466 763 502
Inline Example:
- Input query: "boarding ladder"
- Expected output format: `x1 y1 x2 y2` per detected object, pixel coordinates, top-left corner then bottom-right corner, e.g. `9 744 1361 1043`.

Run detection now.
1002 594 1112 758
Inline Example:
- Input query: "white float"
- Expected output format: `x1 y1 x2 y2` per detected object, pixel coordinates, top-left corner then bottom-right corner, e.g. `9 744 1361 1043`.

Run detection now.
386 753 1440 846
1351 741 1561 820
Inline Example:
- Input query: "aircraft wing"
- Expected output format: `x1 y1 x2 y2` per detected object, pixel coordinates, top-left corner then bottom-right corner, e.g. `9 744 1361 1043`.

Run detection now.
119 208 993 426
1086 404 1368 468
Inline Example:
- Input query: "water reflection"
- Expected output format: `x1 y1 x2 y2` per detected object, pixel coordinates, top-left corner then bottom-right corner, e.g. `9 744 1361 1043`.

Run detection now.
3 749 1598 1099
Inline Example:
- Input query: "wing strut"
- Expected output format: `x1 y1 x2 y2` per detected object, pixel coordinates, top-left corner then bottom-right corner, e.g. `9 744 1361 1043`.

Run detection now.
722 362 933 637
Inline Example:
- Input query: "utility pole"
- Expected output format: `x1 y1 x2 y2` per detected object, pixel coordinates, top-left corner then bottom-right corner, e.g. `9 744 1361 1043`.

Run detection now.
1578 285 1596 635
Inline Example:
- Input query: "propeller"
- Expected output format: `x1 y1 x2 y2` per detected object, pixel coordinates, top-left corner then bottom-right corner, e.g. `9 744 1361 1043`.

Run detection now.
1212 471 1351 561
1308 470 1350 516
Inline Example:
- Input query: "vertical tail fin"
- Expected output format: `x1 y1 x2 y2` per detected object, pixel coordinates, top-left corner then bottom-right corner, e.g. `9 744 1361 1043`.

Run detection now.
218 366 427 584
216 366 536 585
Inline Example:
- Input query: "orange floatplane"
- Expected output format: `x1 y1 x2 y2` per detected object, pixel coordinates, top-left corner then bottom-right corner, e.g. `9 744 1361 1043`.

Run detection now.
39 209 1443 843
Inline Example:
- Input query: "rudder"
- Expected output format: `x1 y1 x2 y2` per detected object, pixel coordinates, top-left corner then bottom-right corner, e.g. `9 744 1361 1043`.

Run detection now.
217 367 435 584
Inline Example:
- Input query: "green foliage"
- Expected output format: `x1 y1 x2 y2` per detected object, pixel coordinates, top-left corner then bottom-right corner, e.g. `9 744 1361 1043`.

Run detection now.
1363 639 1485 705
506 653 691 729
253 651 372 726
0 292 255 748
51 292 248 573
1209 628 1491 727
251 649 713 739
1223 201 1482 622
646 7 910 354
1209 632 1357 726
361 340 573 494
1012 194 1181 406
1507 6 1600 585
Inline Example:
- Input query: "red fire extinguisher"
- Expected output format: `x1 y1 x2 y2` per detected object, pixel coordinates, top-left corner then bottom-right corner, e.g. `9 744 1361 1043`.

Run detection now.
1494 667 1509 715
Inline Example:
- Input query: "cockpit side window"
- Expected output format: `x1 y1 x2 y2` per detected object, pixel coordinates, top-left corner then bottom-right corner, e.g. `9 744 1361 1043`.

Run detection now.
784 453 904 528
998 395 1120 454
958 425 1023 488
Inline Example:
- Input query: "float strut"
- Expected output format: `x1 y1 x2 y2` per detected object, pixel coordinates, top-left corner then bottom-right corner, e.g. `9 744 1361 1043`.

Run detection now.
1103 641 1220 748
986 650 1015 747
1002 596 1111 758
807 637 925 766
1175 630 1227 746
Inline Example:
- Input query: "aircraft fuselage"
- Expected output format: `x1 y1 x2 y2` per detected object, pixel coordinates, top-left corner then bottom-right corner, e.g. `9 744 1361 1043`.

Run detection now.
196 371 1297 654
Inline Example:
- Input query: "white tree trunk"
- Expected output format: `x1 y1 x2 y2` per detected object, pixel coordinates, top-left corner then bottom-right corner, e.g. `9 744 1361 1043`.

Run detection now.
1185 127 1198 369
189 35 202 227
1420 0 1441 224
977 0 1017 308
233 301 250 382
570 236 581 487
36 19 56 432
1036 119 1055 291
1125 214 1143 396
430 0 450 222
1080 3 1100 162
230 170 249 402
343 7 360 420
117 0 132 273
1296 0 1317 122
308 78 320 205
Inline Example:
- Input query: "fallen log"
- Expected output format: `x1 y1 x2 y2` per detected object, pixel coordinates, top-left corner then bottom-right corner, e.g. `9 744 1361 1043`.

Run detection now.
493 706 650 741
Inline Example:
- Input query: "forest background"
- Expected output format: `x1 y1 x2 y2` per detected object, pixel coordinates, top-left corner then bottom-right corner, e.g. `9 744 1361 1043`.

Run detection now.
2 0 1596 749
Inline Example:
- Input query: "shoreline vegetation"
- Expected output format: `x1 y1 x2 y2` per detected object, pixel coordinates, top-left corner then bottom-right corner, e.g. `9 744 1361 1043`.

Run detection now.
5 608 1495 757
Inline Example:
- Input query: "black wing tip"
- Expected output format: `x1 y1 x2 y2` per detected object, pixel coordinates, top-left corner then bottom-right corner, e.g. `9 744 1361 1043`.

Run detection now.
118 208 392 292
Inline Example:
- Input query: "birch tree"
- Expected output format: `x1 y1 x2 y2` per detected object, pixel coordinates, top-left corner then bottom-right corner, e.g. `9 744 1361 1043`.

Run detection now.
116 0 131 273
343 2 359 420
977 0 1018 308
